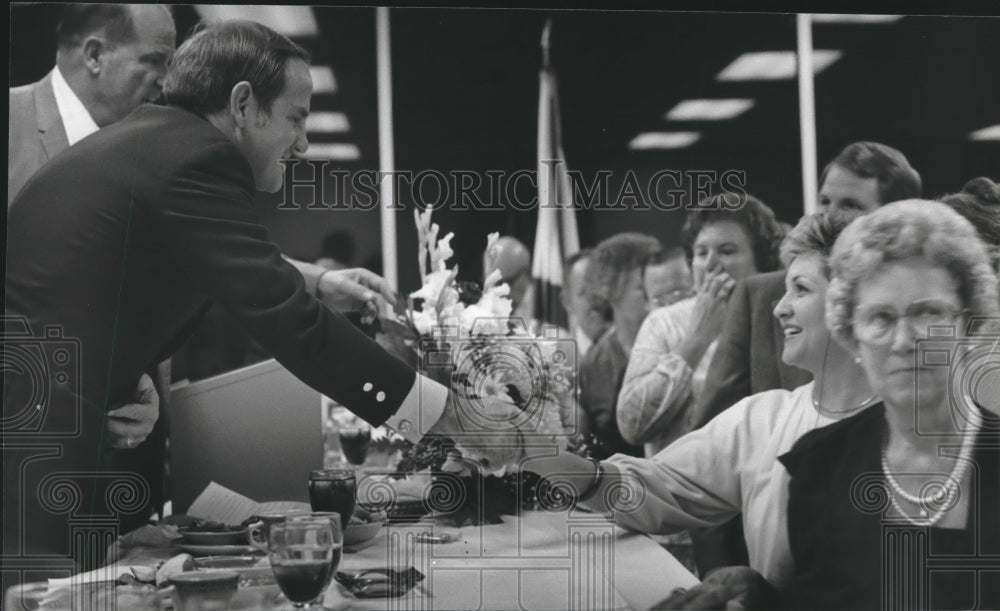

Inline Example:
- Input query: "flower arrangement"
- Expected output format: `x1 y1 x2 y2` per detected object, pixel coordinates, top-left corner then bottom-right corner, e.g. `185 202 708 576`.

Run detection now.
375 207 584 521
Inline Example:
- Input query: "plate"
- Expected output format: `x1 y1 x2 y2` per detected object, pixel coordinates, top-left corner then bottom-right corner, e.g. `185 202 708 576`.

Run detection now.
193 556 262 569
179 543 262 557
180 529 249 546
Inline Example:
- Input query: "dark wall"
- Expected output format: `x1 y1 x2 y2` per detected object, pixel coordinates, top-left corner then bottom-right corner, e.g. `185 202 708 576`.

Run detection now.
10 6 999 294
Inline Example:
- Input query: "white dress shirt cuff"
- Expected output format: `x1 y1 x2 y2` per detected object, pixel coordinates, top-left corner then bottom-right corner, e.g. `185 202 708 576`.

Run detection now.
382 374 448 443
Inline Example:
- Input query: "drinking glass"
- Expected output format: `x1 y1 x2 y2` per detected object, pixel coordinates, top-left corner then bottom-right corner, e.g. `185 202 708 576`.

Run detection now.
268 517 337 608
309 469 357 526
338 425 371 465
288 512 344 580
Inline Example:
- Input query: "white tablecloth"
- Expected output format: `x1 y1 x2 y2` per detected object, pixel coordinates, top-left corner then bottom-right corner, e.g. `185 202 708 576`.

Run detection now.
323 509 699 610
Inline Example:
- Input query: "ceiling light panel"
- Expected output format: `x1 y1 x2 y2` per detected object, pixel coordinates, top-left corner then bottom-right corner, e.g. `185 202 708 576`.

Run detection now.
195 6 318 37
810 14 904 24
306 112 351 133
969 125 1000 141
717 50 842 81
310 67 338 94
628 132 701 150
666 99 755 121
301 143 362 161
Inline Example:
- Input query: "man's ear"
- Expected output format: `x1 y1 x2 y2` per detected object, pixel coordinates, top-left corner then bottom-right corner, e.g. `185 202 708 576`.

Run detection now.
229 81 254 128
81 36 107 75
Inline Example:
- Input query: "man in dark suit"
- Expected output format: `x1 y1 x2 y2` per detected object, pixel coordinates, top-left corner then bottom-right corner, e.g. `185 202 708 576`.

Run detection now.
3 20 520 586
687 141 922 577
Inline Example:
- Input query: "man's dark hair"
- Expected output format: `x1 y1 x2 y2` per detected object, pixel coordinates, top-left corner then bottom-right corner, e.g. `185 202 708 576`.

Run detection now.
819 141 922 204
163 20 310 117
940 177 1000 271
56 4 137 49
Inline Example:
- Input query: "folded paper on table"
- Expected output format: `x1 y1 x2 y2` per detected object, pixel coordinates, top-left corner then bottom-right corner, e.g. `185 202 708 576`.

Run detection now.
187 481 310 525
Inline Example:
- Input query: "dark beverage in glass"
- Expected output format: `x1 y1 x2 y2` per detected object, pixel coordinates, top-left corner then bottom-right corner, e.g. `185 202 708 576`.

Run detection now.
271 560 334 604
309 469 356 525
268 517 338 608
338 427 371 465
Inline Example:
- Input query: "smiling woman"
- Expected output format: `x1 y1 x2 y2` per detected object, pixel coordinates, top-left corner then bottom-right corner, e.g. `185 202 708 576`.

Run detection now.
778 200 1000 610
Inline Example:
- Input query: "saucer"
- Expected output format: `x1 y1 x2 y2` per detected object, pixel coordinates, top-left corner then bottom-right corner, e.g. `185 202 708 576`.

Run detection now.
179 543 262 557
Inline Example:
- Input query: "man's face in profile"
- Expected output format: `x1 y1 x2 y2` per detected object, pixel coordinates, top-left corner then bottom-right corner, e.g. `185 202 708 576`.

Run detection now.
818 164 883 214
96 5 176 124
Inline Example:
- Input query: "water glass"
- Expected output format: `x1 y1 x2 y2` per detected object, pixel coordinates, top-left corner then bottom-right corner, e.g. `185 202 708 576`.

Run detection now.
268 517 338 608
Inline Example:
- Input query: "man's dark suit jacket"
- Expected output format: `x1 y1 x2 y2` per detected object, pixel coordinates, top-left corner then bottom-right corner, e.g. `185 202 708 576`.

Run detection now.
693 270 812 428
687 270 812 576
3 105 416 572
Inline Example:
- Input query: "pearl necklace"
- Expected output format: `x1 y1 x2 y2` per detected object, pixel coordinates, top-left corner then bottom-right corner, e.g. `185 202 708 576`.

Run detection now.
880 408 982 527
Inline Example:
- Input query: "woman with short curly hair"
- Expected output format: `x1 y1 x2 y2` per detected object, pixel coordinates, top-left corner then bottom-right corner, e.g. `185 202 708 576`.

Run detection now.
618 193 786 455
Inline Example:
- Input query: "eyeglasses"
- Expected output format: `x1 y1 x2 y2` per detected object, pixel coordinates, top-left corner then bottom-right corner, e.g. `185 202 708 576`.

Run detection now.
853 299 967 345
647 288 696 309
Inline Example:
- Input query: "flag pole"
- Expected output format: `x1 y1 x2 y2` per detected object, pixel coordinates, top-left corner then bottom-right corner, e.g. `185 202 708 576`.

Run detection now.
376 7 398 290
797 13 819 215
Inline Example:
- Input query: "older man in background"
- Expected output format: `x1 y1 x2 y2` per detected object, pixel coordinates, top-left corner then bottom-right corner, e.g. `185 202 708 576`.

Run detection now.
9 4 176 204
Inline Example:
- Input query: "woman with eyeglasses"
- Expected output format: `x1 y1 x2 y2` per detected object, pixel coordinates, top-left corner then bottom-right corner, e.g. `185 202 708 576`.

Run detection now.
526 212 869 600
617 194 785 456
775 200 1000 610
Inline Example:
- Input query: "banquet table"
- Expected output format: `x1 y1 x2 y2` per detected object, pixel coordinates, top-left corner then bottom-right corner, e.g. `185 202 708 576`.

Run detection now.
6 509 698 610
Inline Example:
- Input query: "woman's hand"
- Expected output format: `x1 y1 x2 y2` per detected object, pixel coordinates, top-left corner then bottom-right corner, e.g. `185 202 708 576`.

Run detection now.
676 263 736 369
690 263 737 341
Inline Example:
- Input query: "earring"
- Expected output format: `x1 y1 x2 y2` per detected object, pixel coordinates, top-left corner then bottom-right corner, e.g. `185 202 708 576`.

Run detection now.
854 354 862 365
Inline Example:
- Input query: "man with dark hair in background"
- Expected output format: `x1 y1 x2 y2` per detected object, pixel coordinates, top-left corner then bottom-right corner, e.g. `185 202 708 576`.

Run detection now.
688 141 922 577
8 4 176 203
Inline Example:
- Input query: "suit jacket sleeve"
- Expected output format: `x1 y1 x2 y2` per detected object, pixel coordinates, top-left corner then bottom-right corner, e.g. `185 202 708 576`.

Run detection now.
148 141 416 427
691 277 753 429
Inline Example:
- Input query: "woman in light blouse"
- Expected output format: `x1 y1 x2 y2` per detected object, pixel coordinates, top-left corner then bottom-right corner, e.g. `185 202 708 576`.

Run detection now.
528 211 872 589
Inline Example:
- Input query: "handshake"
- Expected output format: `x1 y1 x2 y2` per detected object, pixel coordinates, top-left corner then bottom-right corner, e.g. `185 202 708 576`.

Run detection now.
417 327 578 474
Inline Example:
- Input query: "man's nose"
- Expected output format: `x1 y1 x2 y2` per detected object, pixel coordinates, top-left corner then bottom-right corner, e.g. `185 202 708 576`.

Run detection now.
293 132 309 156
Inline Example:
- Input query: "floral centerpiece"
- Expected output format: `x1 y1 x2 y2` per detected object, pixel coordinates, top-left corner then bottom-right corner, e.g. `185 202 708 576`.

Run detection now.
374 207 586 523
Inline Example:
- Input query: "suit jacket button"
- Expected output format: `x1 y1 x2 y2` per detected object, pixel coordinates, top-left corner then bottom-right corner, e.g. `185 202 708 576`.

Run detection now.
363 382 373 392
376 391 386 402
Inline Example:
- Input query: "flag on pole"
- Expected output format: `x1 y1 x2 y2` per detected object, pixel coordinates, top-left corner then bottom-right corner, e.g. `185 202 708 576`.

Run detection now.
532 19 580 330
